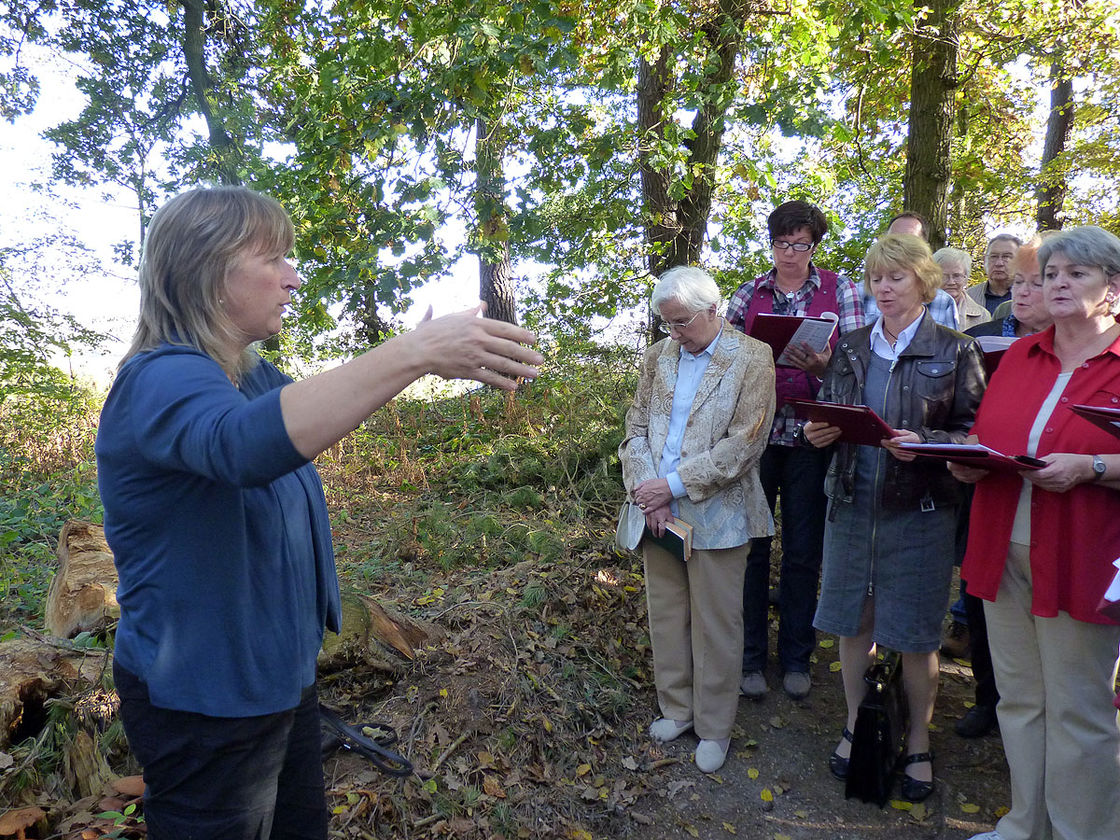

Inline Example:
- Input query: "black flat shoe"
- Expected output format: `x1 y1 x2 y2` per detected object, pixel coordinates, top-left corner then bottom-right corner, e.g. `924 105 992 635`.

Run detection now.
829 727 854 780
954 704 998 738
900 751 935 802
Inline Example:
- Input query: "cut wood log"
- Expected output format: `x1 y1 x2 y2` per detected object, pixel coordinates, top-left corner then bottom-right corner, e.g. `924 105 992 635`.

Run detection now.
46 521 120 639
43 520 442 678
318 592 443 672
0 638 108 749
63 729 116 800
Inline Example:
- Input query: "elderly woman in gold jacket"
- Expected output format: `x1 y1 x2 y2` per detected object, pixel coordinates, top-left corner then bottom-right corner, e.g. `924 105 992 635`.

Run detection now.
620 265 775 773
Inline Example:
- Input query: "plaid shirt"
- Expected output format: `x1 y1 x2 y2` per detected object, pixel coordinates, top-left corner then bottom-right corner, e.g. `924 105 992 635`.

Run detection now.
863 287 960 330
727 265 865 446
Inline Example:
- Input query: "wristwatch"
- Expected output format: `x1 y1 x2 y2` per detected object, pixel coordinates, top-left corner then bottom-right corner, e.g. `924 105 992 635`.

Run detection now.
1092 454 1107 481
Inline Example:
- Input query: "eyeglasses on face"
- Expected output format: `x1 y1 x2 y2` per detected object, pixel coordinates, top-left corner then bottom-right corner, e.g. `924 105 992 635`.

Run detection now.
771 240 814 252
657 311 703 334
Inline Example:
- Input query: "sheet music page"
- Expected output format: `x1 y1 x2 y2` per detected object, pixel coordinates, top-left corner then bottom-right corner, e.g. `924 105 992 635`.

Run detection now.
775 311 838 366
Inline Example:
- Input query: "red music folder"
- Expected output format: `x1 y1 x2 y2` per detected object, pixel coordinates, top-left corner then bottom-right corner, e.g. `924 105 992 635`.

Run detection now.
1070 404 1120 439
974 335 1017 377
896 442 1046 472
748 312 838 365
786 399 895 447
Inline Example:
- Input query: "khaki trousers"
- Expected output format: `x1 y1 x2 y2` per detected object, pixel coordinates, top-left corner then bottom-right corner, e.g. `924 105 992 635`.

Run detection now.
643 540 749 741
985 543 1120 840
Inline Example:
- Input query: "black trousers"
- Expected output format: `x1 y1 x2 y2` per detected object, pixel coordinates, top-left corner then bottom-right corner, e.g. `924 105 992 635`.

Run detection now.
114 662 328 840
954 487 999 709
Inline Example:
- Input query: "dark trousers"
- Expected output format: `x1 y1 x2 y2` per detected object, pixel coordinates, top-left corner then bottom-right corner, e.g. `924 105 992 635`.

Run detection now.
963 580 999 707
742 443 829 674
114 662 328 840
954 487 999 709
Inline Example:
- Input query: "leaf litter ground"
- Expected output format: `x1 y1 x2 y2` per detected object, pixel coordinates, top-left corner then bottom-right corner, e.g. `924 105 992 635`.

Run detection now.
320 528 1012 840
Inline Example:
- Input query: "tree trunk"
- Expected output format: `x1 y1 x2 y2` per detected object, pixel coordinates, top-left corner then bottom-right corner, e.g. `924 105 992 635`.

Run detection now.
181 0 241 185
1036 58 1074 231
903 0 959 251
474 114 518 325
636 0 745 340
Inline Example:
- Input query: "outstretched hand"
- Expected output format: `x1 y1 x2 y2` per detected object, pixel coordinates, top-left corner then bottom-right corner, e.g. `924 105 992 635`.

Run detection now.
413 303 543 390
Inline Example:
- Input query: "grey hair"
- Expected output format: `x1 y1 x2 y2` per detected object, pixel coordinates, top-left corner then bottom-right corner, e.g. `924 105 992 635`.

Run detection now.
932 247 972 276
1039 225 1120 315
122 186 295 378
1038 225 1120 278
986 233 1023 254
651 265 722 316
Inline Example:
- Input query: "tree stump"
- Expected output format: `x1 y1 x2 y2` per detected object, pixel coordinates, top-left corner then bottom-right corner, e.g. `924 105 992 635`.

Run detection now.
45 521 120 639
0 637 108 749
318 592 443 672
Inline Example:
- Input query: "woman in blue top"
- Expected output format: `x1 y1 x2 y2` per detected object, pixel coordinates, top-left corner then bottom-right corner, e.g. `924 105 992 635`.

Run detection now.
97 186 541 839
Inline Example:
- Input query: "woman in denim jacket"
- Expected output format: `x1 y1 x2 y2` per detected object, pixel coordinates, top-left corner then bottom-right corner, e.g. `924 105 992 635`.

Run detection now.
803 234 986 802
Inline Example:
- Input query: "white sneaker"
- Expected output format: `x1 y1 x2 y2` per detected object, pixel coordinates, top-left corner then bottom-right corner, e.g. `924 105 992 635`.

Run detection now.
966 832 1003 840
649 717 693 743
740 671 768 698
695 738 730 773
782 671 811 700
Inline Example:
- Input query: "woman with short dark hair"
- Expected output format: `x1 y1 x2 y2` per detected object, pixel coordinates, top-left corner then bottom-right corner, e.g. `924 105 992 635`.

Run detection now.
726 200 865 702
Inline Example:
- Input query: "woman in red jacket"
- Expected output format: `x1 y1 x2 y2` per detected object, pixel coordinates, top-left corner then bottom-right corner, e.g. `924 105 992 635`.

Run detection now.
951 225 1120 840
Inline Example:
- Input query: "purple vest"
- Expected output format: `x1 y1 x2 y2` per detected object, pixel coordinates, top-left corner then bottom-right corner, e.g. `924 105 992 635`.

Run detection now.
741 269 841 407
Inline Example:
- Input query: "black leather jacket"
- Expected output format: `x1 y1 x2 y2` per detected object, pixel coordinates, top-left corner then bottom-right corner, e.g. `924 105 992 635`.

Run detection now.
819 313 987 510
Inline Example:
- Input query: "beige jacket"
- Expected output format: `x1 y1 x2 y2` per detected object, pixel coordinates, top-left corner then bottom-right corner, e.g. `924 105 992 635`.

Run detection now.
619 324 775 550
956 293 991 332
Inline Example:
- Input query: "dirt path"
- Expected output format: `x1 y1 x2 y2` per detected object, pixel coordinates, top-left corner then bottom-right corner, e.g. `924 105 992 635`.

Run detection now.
626 652 1010 839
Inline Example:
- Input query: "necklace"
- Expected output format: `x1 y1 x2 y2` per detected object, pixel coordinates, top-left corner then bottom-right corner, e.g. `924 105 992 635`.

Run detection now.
882 324 899 346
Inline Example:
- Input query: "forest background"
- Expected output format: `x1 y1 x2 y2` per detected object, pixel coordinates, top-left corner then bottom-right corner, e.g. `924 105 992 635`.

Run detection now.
0 0 1118 835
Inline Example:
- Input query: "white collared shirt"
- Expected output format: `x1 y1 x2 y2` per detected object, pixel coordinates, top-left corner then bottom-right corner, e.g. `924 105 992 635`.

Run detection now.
660 329 723 501
870 310 925 361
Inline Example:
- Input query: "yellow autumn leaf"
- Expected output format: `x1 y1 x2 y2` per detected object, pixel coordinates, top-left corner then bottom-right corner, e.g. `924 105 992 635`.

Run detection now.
685 825 700 838
961 803 981 814
829 661 843 672
760 788 773 802
775 835 793 840
567 830 592 840
542 715 552 732
996 806 1010 817
439 688 448 697
818 638 835 648
890 800 913 811
576 763 592 777
748 767 760 780
483 774 506 798
722 823 736 834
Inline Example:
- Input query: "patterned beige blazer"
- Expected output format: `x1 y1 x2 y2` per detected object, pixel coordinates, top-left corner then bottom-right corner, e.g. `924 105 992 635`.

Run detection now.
619 324 776 550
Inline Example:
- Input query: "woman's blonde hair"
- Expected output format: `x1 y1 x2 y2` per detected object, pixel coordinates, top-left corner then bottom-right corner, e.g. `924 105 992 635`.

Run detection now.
122 186 294 377
863 234 942 304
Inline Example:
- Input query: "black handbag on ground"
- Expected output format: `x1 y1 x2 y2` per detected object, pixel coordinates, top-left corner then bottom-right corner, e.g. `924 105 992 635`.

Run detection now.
319 703 413 777
845 651 908 806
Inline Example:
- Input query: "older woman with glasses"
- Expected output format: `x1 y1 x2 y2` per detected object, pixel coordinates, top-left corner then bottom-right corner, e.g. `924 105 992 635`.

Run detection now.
621 265 775 773
933 246 990 331
726 200 865 701
952 226 1120 840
